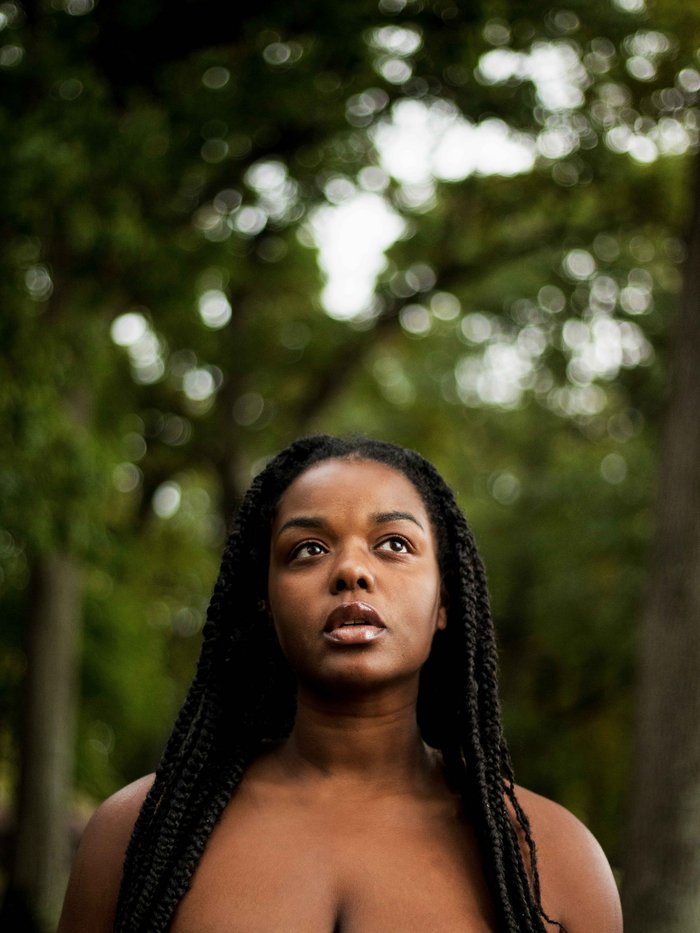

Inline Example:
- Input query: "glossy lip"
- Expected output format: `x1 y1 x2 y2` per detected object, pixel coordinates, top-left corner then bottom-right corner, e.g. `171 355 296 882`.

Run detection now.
323 601 386 633
322 602 387 645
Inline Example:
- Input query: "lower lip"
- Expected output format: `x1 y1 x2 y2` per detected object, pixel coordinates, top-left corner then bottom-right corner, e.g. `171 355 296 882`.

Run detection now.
324 625 386 645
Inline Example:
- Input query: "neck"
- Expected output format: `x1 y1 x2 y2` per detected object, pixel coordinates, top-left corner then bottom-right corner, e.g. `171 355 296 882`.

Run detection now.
278 682 435 790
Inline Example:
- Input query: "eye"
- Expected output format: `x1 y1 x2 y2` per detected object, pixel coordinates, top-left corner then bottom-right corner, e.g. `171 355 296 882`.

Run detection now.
291 540 327 560
377 535 411 554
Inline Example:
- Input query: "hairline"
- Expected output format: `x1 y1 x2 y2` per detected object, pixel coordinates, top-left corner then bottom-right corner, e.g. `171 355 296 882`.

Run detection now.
268 450 448 567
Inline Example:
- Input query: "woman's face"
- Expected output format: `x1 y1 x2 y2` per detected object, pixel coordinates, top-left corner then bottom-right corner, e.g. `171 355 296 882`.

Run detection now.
267 458 446 697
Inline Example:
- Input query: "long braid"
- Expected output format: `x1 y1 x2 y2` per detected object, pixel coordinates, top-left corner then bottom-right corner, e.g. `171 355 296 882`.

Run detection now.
115 470 288 931
114 435 562 931
416 465 555 931
455 531 521 928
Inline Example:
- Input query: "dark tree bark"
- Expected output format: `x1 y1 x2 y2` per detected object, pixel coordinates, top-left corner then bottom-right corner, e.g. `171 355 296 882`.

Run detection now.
622 152 700 930
6 554 82 930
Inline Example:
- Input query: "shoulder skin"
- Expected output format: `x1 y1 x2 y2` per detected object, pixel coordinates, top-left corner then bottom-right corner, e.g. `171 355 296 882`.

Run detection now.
57 775 622 933
513 785 623 933
57 774 155 933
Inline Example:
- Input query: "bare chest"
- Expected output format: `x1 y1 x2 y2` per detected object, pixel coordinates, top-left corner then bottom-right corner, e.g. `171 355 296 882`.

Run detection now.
171 791 497 933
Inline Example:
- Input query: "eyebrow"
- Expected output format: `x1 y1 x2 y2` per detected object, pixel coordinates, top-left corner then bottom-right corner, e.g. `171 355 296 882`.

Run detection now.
277 516 326 534
277 511 424 536
371 510 424 530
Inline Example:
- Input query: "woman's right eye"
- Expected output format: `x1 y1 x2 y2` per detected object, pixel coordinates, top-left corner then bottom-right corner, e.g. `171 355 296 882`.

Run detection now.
291 541 327 559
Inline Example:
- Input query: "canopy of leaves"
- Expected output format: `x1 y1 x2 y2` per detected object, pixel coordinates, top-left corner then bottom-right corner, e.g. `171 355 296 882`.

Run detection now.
1 0 699 870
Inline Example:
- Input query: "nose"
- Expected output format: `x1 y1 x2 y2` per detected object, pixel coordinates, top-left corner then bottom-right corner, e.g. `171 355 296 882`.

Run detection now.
330 548 375 594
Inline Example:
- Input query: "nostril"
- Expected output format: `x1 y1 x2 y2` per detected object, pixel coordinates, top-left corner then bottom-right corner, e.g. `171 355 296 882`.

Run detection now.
332 570 373 594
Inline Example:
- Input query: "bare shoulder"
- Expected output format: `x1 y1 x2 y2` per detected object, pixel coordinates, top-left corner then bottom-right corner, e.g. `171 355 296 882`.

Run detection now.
513 785 623 933
57 773 155 933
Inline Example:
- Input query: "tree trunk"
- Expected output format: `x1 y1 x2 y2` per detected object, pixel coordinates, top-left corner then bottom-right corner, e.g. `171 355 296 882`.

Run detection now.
7 553 82 930
621 153 700 930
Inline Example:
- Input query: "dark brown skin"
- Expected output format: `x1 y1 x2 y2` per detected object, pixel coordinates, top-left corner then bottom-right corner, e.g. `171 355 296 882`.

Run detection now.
58 460 623 932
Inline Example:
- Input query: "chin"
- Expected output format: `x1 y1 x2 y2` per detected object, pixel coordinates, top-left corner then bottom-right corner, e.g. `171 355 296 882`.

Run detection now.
297 659 423 698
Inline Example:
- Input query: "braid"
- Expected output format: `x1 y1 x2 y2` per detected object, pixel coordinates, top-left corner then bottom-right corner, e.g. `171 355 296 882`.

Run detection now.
400 458 559 931
115 471 287 931
114 434 562 931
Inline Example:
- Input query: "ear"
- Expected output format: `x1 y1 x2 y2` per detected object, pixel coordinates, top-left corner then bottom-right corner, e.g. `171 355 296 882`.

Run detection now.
436 590 447 632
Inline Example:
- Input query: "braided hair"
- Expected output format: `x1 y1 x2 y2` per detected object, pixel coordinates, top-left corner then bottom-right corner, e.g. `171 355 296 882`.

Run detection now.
114 435 561 932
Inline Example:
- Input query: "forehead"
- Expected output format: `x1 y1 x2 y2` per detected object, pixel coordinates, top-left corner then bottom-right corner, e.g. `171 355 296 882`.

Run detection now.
273 458 429 524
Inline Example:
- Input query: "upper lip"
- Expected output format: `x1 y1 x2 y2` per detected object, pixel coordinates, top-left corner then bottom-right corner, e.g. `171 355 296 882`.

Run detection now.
323 601 386 633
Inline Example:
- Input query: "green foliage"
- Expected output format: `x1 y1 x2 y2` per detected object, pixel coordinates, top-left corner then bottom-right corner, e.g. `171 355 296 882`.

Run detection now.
77 476 221 797
1 0 698 875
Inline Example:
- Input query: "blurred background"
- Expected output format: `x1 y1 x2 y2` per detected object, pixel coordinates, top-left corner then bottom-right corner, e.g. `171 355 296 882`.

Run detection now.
1 0 699 930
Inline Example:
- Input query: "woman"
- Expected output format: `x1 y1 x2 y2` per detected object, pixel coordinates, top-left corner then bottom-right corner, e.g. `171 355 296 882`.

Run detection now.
58 435 622 932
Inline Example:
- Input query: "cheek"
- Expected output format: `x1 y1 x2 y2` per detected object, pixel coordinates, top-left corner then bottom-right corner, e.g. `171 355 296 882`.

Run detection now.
267 587 315 661
268 571 305 618
268 614 304 673
404 578 446 655
421 569 446 623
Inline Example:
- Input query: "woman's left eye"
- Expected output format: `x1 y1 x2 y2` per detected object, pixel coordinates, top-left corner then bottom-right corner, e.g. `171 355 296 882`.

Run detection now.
377 536 410 554
292 541 326 559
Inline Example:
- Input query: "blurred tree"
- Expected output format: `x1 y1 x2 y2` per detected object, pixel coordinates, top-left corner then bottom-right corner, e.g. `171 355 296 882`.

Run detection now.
621 154 700 931
0 0 698 928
